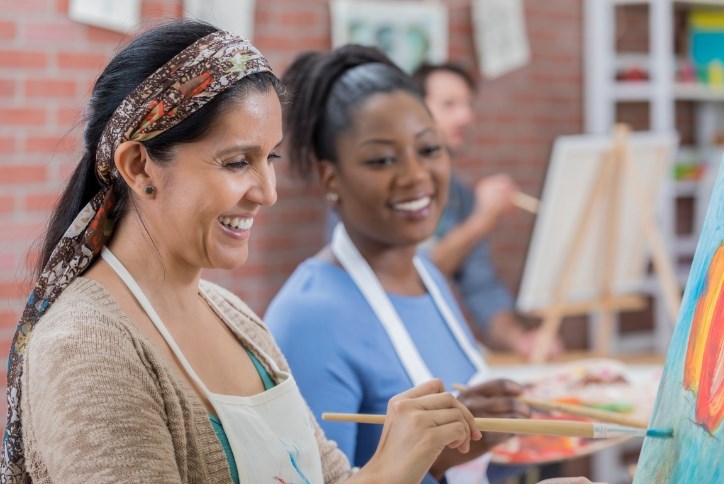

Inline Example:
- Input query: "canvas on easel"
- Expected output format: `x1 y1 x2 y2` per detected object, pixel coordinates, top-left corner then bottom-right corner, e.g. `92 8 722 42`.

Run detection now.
517 126 680 362
633 159 724 483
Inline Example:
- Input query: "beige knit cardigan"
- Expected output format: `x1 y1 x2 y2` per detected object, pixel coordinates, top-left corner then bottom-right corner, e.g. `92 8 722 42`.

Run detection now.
20 277 352 483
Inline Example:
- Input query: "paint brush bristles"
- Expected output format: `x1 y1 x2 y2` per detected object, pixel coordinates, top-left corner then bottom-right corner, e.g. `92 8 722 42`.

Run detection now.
321 413 673 439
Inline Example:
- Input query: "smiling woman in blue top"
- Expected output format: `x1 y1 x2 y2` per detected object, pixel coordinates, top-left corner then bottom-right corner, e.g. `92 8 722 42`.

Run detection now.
265 45 531 483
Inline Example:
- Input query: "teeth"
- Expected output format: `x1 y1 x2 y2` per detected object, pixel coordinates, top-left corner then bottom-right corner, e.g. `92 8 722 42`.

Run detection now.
393 196 431 212
219 216 254 230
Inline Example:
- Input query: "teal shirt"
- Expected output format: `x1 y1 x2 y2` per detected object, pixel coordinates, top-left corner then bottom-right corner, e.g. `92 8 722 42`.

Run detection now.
209 348 276 484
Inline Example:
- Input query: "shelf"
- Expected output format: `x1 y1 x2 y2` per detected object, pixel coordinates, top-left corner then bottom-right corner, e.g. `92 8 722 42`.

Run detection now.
674 179 701 196
611 81 724 101
612 82 653 101
613 0 724 6
673 0 724 6
673 83 724 100
674 234 699 255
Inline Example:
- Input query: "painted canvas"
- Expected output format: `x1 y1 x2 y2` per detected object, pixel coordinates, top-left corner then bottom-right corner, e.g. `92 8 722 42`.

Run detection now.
634 159 724 483
517 131 678 313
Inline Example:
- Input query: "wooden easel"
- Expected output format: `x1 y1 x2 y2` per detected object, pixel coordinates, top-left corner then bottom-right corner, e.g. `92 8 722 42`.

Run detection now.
529 124 682 363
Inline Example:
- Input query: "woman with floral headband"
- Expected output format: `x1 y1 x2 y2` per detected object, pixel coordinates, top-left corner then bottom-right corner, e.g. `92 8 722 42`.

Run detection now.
0 20 482 484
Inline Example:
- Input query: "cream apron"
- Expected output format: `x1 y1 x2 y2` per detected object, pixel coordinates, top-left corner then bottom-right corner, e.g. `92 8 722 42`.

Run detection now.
101 247 324 484
331 224 492 484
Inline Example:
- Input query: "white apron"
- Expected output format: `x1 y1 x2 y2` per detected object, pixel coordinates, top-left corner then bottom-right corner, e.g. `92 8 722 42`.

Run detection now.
331 224 492 484
101 247 324 484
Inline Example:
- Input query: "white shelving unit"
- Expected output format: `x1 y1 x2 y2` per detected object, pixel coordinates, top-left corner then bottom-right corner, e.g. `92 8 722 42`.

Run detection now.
584 1 721 482
585 0 722 353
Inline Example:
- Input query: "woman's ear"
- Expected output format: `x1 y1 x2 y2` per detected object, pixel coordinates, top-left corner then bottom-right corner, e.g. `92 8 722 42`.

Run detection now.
318 160 340 204
114 141 154 197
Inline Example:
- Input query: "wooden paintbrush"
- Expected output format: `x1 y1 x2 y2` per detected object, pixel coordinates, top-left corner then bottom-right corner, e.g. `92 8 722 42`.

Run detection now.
512 191 540 214
321 413 673 439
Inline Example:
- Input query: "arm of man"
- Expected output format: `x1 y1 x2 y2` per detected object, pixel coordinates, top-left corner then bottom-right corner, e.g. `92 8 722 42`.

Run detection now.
431 174 517 278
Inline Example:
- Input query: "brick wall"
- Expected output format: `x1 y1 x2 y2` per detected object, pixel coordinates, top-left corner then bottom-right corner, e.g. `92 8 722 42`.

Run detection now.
0 0 585 414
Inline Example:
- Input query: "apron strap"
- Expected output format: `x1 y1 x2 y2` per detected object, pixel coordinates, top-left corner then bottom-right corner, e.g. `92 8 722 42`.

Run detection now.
331 223 489 386
413 258 489 375
331 224 434 386
101 247 215 398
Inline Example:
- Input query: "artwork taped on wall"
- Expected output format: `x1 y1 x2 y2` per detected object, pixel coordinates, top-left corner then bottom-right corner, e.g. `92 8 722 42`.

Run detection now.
633 159 724 483
68 0 141 33
330 0 447 74
184 0 256 40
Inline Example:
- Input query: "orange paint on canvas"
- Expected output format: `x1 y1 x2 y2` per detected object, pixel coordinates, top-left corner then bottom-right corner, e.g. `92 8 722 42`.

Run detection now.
684 243 724 433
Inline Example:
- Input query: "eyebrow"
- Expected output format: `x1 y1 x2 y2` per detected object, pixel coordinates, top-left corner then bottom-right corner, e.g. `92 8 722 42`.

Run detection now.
358 127 435 146
214 138 283 157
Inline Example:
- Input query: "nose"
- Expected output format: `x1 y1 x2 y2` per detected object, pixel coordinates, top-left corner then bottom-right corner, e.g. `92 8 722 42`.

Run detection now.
247 161 278 207
458 103 474 126
397 150 430 186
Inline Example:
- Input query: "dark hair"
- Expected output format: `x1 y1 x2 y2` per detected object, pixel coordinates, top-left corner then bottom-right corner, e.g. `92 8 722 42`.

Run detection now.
283 44 424 179
35 19 283 277
411 62 477 97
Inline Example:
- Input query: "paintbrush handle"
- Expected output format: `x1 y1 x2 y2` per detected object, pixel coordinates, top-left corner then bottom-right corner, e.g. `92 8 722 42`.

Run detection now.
322 413 619 438
518 396 648 429
512 191 540 214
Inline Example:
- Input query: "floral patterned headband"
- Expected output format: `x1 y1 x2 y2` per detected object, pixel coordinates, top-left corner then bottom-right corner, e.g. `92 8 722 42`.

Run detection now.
1 29 273 483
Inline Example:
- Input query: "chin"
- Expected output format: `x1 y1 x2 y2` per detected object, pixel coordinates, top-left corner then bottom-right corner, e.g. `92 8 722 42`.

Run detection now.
209 250 249 271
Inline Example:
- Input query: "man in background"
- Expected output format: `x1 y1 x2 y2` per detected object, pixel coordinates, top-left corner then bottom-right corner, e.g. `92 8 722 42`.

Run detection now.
412 63 562 359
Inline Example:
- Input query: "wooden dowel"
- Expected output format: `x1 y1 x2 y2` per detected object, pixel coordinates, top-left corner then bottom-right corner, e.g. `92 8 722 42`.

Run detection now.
512 191 540 214
518 397 648 429
322 413 608 438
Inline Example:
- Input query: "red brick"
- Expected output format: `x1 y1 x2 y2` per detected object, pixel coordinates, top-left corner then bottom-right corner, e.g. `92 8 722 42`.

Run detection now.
1 0 46 12
279 10 321 27
0 108 46 126
0 195 13 214
25 79 77 98
0 49 47 69
85 25 128 43
141 2 182 19
0 253 16 272
57 107 82 125
0 137 14 154
56 0 69 14
0 79 15 97
0 222 43 245
0 311 20 333
0 21 16 40
25 135 77 154
25 193 60 212
0 282 23 300
26 21 82 42
0 164 47 184
57 52 109 71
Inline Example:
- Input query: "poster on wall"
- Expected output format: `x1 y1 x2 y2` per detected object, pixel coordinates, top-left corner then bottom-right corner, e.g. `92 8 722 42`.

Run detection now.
330 0 448 74
184 0 256 39
68 0 141 33
472 0 530 79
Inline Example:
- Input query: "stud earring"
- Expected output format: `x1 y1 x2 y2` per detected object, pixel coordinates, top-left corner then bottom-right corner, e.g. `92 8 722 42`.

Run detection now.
144 185 155 195
325 193 339 203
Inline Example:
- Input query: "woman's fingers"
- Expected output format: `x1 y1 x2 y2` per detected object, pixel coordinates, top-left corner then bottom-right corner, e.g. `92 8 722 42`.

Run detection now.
389 387 482 443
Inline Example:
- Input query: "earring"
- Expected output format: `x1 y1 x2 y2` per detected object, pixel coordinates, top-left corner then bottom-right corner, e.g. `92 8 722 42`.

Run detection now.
144 185 155 195
325 193 339 204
